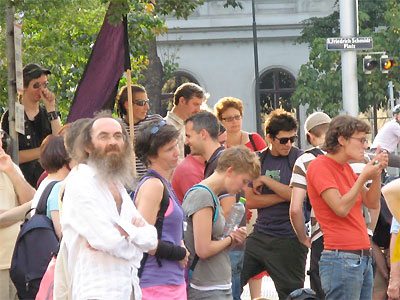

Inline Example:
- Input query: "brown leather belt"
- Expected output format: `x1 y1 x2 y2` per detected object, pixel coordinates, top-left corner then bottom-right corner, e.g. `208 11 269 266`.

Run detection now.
327 249 372 256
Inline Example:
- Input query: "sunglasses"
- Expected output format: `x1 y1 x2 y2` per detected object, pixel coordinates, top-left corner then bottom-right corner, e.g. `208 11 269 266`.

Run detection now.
150 120 167 135
221 115 241 122
274 135 297 145
134 99 150 107
32 82 49 89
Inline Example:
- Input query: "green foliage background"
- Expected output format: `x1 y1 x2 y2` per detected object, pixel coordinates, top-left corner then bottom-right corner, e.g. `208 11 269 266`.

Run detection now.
0 0 212 121
291 0 400 116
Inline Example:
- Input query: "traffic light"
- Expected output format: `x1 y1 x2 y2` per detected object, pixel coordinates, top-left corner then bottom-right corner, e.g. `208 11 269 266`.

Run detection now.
380 55 395 73
363 55 378 74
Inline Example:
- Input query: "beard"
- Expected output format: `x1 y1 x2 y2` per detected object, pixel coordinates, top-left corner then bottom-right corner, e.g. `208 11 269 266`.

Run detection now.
88 144 135 189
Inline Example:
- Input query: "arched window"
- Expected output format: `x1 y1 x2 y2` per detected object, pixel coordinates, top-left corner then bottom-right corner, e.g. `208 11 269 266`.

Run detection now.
259 68 295 114
162 71 199 103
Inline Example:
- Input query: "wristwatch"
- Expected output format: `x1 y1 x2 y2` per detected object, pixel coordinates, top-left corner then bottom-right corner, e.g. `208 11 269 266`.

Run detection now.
47 111 60 121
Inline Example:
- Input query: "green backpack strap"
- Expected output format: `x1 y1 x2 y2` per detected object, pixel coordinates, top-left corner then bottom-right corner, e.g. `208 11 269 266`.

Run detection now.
186 184 219 224
185 184 220 279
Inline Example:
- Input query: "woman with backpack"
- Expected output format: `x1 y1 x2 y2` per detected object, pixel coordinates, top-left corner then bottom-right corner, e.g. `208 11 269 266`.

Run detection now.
10 135 71 299
32 135 71 239
134 120 188 300
182 146 260 300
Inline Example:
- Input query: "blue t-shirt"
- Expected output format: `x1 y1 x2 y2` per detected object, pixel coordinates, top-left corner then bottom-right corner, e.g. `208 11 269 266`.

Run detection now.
255 147 302 237
46 181 62 219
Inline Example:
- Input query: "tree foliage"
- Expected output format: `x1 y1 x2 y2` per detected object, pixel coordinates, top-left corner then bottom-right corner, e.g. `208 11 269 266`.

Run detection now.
291 0 400 115
1 0 240 119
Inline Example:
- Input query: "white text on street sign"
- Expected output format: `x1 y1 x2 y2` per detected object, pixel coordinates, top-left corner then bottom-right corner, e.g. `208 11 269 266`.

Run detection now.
326 37 373 50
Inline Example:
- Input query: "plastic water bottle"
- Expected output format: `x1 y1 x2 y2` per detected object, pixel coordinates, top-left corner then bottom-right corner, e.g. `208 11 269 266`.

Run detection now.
222 197 246 237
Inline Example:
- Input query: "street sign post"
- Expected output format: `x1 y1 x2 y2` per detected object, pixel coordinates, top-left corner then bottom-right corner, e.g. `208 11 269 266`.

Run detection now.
326 37 373 51
14 23 23 94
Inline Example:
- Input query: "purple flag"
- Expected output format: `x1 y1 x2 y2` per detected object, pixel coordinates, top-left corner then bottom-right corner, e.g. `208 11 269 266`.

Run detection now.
67 7 130 122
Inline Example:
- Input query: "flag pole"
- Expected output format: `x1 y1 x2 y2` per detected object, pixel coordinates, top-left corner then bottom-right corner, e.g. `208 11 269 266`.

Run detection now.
126 68 136 178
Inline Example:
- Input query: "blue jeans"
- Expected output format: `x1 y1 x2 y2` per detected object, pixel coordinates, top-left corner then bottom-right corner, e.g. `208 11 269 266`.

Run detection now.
319 250 373 300
229 250 244 300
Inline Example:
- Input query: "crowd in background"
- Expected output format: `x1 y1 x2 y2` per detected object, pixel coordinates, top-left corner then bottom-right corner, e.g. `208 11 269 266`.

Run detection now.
0 63 399 300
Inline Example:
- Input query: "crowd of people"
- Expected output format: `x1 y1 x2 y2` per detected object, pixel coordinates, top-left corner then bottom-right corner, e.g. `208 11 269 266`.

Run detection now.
0 62 399 300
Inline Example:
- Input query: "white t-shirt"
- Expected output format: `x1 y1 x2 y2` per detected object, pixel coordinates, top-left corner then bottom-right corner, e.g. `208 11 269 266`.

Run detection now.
371 119 400 152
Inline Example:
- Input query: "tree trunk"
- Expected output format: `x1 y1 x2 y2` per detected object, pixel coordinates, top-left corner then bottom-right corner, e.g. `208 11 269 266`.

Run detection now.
140 37 165 116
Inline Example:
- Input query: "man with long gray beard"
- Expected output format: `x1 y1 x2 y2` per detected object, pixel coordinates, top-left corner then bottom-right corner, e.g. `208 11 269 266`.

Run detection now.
60 114 157 300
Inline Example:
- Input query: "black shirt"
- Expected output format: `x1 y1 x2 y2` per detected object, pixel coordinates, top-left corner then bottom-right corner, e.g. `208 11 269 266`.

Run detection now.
204 146 225 178
1 106 52 187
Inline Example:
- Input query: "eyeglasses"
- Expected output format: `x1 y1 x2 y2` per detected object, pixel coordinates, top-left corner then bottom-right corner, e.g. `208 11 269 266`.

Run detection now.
349 136 369 144
150 120 167 135
221 115 241 122
32 82 49 89
134 99 150 107
274 135 297 145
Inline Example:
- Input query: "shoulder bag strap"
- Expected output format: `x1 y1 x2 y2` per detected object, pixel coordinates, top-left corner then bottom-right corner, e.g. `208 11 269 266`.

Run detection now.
187 184 220 277
249 133 257 151
35 181 59 215
138 172 169 278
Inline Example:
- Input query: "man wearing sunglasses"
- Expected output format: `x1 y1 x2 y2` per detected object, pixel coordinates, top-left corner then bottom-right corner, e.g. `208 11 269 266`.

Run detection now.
116 84 162 178
1 63 61 187
241 109 306 300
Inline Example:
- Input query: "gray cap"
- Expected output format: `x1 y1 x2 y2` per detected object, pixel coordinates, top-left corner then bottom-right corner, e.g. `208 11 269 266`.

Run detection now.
304 112 331 134
393 104 400 115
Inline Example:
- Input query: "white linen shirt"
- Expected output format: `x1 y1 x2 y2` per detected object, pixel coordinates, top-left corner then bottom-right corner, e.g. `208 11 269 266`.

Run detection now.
164 111 185 161
61 164 157 300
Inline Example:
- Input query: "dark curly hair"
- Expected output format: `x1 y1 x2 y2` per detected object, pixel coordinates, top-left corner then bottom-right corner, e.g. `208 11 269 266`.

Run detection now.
323 115 370 154
135 120 179 167
264 108 297 138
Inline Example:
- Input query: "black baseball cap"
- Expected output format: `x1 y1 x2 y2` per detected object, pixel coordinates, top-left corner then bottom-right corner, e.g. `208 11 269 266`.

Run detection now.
23 63 51 87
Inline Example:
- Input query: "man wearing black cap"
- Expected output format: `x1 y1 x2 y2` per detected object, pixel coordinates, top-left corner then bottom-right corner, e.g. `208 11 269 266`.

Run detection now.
1 63 62 187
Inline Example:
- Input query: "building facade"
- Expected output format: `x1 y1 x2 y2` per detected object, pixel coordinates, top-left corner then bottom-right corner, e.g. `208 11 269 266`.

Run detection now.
157 0 336 145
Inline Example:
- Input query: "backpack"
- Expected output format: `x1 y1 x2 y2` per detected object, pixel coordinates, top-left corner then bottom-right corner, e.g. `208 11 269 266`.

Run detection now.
136 170 170 278
10 181 60 300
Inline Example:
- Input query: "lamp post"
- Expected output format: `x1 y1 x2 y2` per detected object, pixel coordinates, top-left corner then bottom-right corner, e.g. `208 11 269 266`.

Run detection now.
251 0 262 135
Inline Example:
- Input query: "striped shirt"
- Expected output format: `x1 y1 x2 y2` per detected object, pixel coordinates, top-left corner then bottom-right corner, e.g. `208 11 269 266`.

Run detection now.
124 114 163 179
290 149 325 243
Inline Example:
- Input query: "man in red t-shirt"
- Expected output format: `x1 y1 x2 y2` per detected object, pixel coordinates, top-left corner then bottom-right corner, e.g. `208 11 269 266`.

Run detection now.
307 115 388 300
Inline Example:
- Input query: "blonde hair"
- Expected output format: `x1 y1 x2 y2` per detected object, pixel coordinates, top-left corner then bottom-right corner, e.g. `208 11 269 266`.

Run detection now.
216 145 260 179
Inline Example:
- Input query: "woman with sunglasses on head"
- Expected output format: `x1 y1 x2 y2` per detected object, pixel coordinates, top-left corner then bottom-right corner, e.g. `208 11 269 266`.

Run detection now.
116 84 162 178
1 63 62 187
214 97 266 151
134 120 188 300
